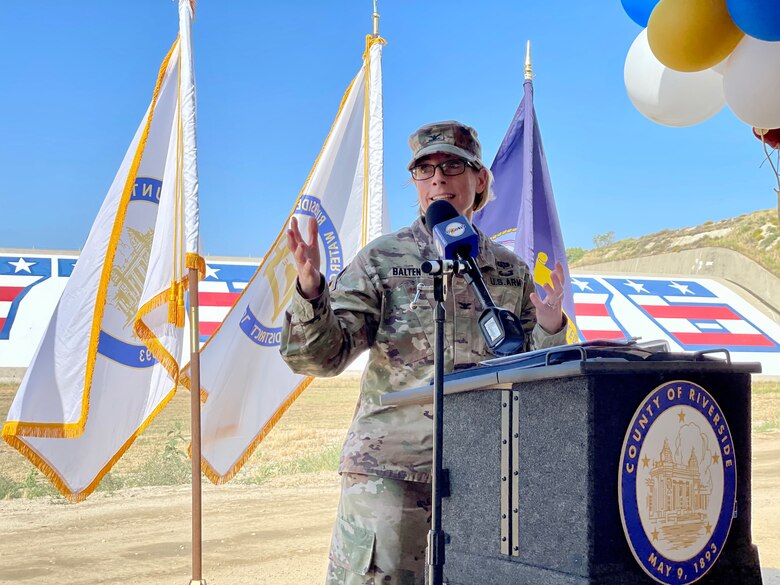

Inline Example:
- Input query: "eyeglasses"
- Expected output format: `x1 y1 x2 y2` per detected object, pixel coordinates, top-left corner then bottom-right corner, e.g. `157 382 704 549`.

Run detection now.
410 159 472 181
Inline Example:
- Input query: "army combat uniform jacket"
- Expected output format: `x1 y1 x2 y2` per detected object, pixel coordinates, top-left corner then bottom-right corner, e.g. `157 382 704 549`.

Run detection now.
280 216 568 484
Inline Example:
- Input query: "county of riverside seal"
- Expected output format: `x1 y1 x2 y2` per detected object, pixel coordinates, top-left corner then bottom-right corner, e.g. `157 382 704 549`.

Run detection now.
618 380 736 584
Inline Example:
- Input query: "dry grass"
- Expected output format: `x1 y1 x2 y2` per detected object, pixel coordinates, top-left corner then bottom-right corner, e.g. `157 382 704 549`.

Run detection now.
753 380 780 433
1 375 778 498
0 374 361 496
570 208 780 276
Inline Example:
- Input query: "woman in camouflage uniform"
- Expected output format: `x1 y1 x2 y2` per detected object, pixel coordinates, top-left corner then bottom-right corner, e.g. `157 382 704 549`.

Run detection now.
280 121 568 584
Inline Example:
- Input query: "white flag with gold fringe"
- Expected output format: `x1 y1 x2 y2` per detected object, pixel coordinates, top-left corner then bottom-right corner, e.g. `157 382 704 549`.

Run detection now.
183 35 388 483
2 0 201 502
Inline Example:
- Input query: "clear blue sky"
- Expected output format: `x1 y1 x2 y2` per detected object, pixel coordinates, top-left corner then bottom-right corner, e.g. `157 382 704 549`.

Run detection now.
0 1 773 257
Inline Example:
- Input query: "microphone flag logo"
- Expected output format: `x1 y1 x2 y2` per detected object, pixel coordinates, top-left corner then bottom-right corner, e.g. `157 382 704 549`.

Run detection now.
445 221 466 238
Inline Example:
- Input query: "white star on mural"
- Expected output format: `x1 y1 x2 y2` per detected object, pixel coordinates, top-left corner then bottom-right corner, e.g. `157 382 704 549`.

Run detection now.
668 281 691 295
9 257 35 273
570 278 592 292
624 279 648 294
205 264 220 279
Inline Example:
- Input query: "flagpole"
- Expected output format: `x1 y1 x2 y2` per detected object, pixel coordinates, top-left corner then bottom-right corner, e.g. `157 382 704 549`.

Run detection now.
525 40 532 80
372 0 380 37
178 1 205 583
188 268 206 585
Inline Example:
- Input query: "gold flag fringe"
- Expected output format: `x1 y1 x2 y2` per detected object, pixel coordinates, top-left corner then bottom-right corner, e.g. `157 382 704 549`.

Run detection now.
180 45 379 482
186 252 206 278
3 385 177 502
178 70 363 403
133 273 191 384
1 38 180 442
199 376 315 485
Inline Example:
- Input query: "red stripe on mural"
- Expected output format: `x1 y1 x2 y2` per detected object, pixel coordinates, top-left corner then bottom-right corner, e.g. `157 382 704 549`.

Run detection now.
199 321 221 336
198 292 240 307
573 303 609 317
0 287 24 302
674 332 775 347
0 318 5 330
579 329 625 340
643 304 738 320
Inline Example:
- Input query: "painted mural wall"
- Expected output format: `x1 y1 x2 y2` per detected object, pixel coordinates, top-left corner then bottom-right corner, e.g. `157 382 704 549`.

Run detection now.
3 253 780 374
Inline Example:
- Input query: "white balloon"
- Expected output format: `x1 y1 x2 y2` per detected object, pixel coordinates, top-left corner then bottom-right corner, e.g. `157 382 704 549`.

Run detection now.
723 36 780 129
711 55 730 75
624 29 726 127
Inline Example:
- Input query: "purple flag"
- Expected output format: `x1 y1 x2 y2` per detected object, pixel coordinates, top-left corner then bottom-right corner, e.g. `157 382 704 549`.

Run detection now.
474 77 580 343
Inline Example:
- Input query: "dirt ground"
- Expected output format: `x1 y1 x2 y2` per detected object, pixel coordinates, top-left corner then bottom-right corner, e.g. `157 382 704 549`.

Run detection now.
0 473 340 585
0 440 777 585
0 378 778 584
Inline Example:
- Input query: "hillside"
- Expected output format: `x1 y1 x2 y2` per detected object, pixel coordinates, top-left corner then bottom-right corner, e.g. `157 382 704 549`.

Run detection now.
569 209 780 277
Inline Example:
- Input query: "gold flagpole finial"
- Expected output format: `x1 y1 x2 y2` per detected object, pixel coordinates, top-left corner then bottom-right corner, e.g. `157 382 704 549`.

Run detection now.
524 40 533 80
372 0 380 37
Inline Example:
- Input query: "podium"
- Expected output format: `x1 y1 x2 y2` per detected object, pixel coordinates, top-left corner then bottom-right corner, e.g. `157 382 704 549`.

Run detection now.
382 346 764 585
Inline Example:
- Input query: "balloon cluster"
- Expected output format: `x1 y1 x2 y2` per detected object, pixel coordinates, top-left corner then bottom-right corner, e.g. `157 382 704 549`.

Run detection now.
621 0 780 131
753 128 780 150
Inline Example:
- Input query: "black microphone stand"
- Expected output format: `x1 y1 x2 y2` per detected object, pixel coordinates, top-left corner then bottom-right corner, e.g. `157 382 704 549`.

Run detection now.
457 254 495 310
419 252 525 585
421 261 450 585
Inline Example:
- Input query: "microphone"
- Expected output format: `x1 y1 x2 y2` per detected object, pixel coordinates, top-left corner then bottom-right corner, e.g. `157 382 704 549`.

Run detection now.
423 201 526 357
425 200 479 261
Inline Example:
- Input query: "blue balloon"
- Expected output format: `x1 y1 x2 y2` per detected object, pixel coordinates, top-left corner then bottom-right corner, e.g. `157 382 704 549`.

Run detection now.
727 0 780 42
621 0 661 27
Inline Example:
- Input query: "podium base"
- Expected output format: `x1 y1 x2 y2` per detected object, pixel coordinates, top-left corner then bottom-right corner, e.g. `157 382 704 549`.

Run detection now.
440 362 764 585
443 544 763 585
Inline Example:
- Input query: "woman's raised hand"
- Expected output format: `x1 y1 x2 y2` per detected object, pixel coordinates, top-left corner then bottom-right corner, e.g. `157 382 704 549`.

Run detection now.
286 216 322 299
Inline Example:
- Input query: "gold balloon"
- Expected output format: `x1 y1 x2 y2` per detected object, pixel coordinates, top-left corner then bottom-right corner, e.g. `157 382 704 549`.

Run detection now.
648 0 744 72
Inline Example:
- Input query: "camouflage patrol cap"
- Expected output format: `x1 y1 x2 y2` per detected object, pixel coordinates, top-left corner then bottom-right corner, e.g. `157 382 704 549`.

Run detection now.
407 120 484 170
